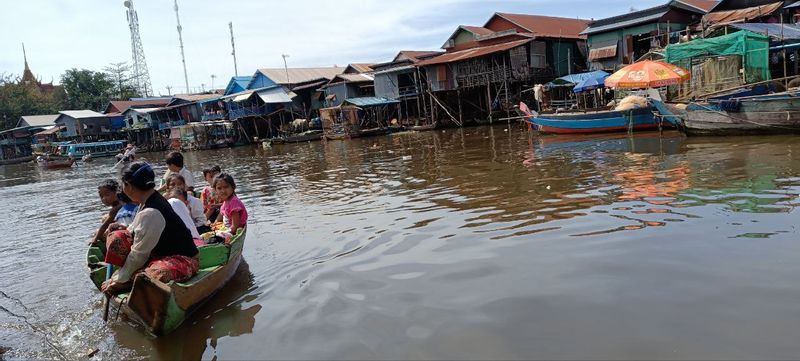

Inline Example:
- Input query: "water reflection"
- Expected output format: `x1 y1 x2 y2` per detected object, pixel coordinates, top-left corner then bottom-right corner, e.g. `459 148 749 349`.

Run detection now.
2 126 800 359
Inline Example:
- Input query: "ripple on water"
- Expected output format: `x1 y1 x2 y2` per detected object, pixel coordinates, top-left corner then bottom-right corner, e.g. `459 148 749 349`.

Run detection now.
3 130 800 359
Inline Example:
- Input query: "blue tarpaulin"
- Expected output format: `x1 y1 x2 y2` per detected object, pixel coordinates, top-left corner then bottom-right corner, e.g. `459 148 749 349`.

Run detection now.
572 71 610 93
548 70 611 86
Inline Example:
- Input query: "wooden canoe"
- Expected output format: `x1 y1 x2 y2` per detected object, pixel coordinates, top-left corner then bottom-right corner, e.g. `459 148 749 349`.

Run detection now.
87 228 247 336
37 159 75 169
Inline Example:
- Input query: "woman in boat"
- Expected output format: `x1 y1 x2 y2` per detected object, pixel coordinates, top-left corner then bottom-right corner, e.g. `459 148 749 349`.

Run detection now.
101 162 199 295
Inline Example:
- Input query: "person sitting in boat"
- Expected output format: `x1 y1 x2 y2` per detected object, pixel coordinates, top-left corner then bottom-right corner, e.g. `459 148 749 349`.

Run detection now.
101 162 199 295
91 179 123 244
167 180 208 235
213 173 247 238
157 151 195 193
114 191 139 227
200 166 222 222
165 186 201 242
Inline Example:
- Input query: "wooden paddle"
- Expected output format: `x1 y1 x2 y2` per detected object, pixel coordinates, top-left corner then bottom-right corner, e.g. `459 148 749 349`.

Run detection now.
102 263 112 322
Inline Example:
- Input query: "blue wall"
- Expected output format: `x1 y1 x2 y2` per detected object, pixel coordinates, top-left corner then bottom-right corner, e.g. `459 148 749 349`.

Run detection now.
247 72 277 90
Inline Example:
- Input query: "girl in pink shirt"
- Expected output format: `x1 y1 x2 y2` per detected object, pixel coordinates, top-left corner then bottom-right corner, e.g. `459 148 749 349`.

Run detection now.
214 173 247 236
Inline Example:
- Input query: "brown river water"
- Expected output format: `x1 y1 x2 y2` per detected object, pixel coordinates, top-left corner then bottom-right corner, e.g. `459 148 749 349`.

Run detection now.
2 125 800 360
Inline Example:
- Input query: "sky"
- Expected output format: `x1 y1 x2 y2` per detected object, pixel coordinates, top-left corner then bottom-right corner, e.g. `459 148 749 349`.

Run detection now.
0 0 665 96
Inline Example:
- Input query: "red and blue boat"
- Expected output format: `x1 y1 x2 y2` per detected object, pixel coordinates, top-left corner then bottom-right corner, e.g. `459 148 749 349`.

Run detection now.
519 103 659 134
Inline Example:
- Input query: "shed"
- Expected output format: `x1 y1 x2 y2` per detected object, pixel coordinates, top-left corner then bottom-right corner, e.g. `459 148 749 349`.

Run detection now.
54 110 111 140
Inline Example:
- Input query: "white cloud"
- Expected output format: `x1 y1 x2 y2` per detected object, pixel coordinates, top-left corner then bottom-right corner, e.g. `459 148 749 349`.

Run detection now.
0 0 664 96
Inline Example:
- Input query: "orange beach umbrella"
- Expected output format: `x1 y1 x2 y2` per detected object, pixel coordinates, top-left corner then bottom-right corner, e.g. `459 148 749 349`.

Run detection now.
604 60 690 89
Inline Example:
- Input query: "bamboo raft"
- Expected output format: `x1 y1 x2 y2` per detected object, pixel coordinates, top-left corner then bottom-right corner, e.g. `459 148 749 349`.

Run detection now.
87 228 247 335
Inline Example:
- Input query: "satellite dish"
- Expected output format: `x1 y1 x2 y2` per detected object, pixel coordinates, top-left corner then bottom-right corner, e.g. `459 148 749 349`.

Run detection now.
124 0 132 8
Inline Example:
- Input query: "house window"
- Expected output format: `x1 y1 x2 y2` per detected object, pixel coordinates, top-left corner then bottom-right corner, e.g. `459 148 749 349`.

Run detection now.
530 41 546 69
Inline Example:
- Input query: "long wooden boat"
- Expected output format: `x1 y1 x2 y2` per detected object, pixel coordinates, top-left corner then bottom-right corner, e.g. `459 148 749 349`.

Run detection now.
55 140 127 159
37 158 75 169
680 91 800 136
522 107 659 134
87 228 247 335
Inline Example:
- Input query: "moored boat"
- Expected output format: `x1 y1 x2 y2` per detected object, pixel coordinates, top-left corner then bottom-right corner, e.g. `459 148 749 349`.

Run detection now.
521 106 660 134
87 228 247 335
679 91 800 136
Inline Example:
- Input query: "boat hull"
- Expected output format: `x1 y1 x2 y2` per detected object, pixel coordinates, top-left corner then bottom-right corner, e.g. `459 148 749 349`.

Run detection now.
683 95 800 136
87 229 247 336
528 107 659 134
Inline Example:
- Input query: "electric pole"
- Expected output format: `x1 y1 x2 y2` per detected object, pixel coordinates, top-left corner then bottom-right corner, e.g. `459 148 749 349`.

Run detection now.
229 22 238 76
282 54 290 85
173 0 189 94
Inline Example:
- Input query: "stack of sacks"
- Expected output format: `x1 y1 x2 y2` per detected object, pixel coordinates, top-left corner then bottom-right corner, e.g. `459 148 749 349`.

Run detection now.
614 95 648 111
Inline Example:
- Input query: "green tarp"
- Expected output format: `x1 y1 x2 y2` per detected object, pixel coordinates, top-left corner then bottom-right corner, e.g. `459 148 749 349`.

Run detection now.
665 31 771 82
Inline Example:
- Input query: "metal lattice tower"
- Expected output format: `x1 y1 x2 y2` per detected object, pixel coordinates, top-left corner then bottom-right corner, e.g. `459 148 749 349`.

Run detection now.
124 0 153 97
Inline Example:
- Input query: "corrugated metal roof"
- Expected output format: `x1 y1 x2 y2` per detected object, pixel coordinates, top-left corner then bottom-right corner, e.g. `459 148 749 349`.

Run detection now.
729 23 800 40
373 65 416 75
491 13 591 39
173 94 220 102
342 97 400 107
257 67 344 85
59 110 106 119
393 50 444 63
582 10 668 35
291 79 330 91
331 74 375 83
677 0 718 12
462 25 494 36
417 39 532 66
105 99 171 114
18 114 59 127
347 63 375 73
703 1 783 26
256 87 295 104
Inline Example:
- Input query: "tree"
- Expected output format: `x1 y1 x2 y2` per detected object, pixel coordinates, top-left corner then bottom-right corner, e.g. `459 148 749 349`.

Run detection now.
61 69 115 111
103 62 141 100
0 73 64 130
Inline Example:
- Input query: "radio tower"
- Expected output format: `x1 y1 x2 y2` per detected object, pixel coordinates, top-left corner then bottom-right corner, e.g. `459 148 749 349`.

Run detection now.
124 0 153 97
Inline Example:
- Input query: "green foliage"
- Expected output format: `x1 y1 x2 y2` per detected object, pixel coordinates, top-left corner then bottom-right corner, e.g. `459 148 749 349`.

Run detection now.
61 68 115 112
0 73 64 130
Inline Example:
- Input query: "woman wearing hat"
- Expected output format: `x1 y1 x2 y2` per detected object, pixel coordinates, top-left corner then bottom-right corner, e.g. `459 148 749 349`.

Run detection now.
102 161 199 295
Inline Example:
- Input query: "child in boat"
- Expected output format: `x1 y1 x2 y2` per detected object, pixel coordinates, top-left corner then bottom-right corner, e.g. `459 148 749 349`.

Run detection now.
201 166 222 222
214 173 247 237
158 151 194 192
92 179 122 243
166 174 206 231
114 189 139 227
166 187 201 241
